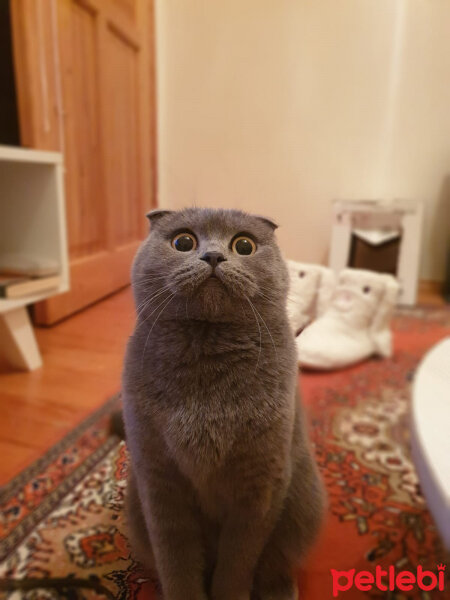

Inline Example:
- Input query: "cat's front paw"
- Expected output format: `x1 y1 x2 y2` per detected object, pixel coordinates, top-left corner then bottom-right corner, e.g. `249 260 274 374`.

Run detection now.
211 582 250 600
252 584 299 600
256 593 298 600
212 593 250 600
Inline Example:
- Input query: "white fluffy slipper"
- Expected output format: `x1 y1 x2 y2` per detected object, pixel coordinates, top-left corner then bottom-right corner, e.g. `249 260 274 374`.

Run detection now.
286 261 336 335
297 268 400 370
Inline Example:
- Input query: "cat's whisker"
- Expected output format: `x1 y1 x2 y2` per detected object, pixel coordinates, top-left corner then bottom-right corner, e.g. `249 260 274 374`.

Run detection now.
135 287 167 313
134 271 169 279
135 286 173 321
250 300 279 366
134 276 170 287
147 293 176 337
134 281 166 289
136 289 174 330
135 295 155 319
136 289 170 329
255 291 275 303
134 278 171 292
141 293 176 374
245 296 262 373
257 284 280 295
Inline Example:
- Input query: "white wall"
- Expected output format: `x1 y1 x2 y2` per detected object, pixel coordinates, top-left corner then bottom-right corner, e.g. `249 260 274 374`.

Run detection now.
155 0 450 281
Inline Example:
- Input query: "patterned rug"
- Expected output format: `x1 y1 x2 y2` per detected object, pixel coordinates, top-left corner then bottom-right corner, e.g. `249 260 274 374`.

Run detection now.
0 307 449 600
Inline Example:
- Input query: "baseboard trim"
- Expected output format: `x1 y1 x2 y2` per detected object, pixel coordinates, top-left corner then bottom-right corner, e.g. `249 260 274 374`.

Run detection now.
418 279 447 306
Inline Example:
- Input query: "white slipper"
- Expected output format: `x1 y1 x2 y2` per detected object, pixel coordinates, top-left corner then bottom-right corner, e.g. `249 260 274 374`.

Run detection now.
286 261 336 335
297 269 399 369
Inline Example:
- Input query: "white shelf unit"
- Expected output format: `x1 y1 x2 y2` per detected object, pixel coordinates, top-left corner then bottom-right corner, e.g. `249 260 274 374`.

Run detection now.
329 199 423 305
0 145 69 370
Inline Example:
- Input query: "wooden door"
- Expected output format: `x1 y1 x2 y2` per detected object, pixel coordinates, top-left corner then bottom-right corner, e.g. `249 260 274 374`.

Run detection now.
10 0 156 324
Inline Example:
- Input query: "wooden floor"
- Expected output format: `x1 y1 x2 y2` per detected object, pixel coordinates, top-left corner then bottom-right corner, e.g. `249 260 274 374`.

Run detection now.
0 287 135 485
0 283 447 486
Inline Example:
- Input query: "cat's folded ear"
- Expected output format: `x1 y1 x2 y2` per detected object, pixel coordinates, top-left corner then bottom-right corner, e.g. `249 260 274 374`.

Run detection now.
146 209 174 224
255 215 278 231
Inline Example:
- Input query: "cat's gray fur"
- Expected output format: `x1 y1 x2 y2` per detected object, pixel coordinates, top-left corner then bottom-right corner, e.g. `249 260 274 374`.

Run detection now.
122 208 324 600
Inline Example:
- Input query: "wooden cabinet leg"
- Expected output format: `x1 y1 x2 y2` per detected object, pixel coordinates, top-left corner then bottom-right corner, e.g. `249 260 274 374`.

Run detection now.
0 307 42 371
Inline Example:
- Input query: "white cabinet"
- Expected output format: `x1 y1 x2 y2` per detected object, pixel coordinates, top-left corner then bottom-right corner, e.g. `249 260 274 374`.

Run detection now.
329 199 423 305
0 145 69 370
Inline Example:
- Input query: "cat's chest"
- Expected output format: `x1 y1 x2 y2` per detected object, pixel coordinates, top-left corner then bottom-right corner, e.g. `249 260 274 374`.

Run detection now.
163 397 243 469
146 338 276 464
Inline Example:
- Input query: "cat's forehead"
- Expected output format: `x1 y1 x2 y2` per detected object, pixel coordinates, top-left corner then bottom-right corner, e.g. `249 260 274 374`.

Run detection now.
157 208 274 239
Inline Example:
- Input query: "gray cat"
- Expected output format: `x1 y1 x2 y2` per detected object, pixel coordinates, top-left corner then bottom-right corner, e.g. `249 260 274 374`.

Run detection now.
122 208 324 600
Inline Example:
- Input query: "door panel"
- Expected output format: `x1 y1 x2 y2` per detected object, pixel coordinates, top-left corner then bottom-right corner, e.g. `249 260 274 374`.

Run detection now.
105 27 141 247
10 0 61 150
112 0 136 21
63 0 105 259
10 0 156 324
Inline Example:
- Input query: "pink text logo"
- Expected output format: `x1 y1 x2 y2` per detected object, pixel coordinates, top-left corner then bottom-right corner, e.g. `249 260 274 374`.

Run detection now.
331 564 446 597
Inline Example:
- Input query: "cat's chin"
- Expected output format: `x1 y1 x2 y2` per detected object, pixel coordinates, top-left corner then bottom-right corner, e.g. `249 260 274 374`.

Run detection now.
188 277 235 320
199 276 227 300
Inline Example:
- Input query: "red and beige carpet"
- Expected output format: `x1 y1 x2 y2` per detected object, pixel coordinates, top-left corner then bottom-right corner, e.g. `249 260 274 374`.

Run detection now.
1 307 449 599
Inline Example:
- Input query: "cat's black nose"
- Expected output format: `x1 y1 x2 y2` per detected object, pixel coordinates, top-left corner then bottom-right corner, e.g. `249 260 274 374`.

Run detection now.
200 251 227 269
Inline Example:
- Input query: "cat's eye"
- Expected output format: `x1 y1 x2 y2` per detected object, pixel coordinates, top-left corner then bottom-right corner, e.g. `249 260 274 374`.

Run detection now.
231 236 257 256
171 232 197 252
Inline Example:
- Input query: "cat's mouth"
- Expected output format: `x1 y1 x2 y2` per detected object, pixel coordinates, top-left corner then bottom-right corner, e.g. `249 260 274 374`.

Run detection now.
204 272 223 284
199 269 227 291
205 267 224 281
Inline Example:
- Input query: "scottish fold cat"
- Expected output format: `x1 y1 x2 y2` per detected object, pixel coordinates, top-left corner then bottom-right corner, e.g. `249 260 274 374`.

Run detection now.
122 208 324 600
